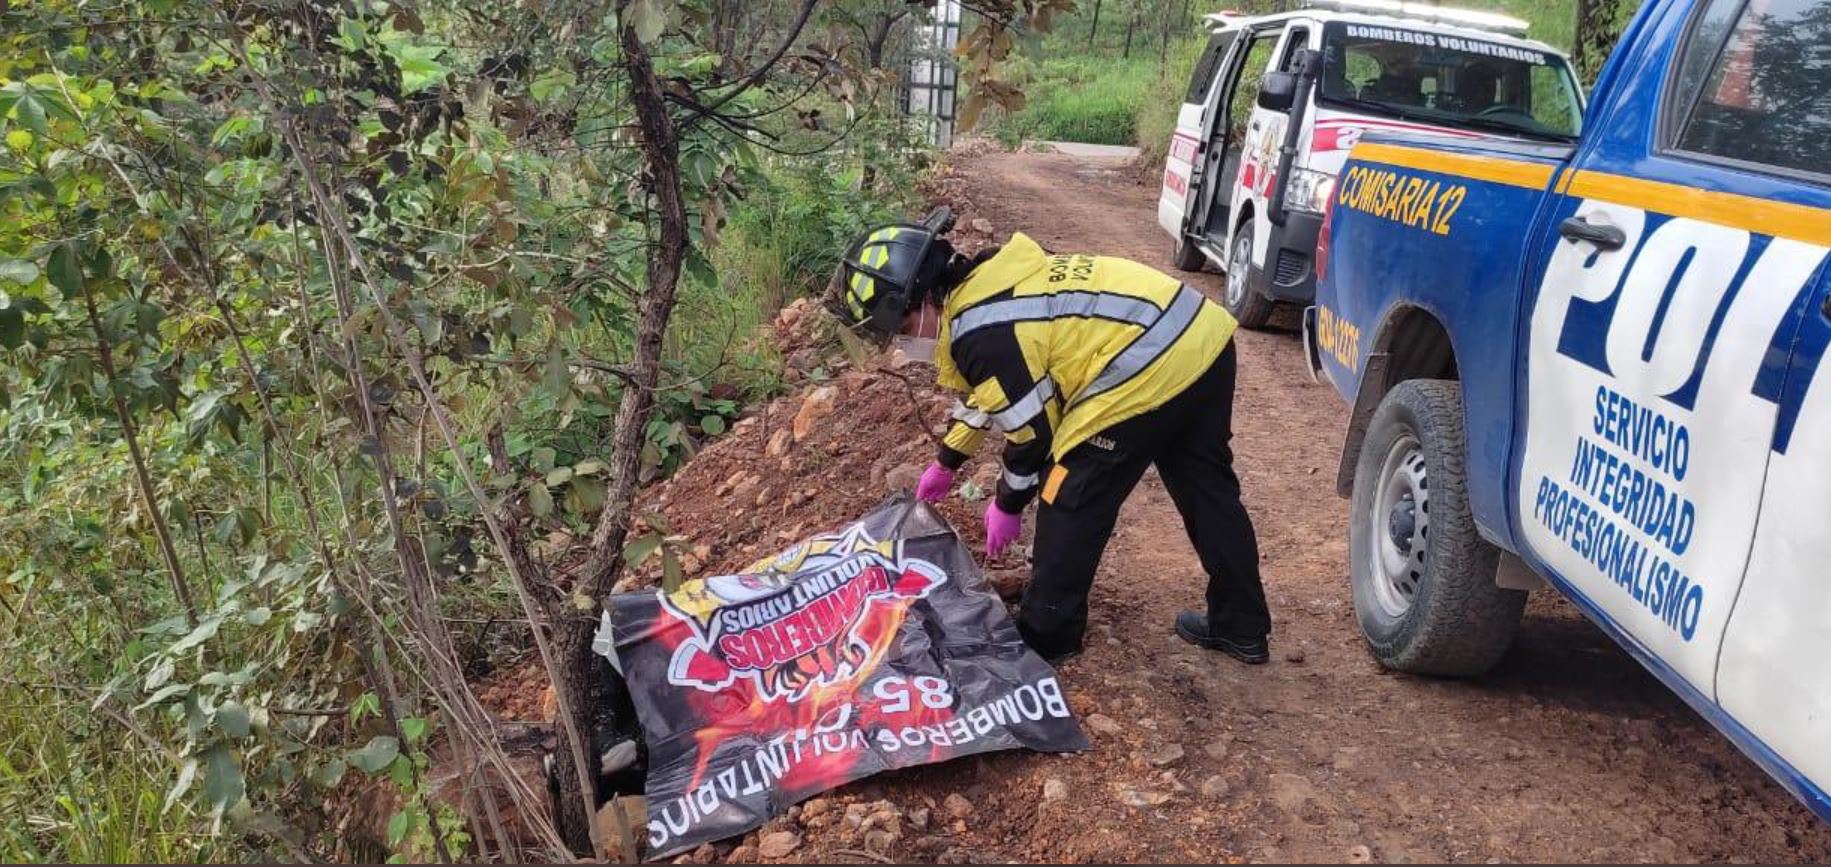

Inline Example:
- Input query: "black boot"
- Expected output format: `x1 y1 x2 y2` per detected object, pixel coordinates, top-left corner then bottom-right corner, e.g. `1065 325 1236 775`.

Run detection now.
1018 618 1083 665
1175 611 1269 664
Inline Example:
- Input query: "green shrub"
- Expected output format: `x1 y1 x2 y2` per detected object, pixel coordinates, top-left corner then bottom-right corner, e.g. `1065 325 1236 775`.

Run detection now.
610 143 924 475
703 152 910 351
715 158 903 314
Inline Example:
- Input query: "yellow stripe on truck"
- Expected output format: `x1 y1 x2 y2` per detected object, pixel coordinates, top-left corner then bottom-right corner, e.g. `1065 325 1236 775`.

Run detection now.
1564 170 1831 248
1353 142 1556 190
1354 143 1831 247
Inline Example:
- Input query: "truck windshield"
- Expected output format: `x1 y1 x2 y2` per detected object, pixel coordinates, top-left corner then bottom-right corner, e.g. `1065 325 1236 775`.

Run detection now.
1319 22 1583 140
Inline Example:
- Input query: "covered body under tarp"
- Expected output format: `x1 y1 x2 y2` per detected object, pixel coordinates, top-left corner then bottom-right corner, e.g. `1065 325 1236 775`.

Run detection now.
597 498 1086 857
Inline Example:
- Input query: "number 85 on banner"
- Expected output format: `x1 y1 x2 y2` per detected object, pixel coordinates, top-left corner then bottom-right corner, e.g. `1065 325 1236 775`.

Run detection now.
871 675 956 713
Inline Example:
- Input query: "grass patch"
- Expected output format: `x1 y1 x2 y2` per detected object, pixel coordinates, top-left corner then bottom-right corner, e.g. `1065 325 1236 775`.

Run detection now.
1133 37 1207 168
0 631 228 862
989 55 1162 146
1465 0 1584 49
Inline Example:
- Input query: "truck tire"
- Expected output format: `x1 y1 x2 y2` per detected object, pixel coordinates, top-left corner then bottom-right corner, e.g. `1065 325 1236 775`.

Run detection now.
1171 232 1207 272
1349 379 1525 677
1224 219 1275 329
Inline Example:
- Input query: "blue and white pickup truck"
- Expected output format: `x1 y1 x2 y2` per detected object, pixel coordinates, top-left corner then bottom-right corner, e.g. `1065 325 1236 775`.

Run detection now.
1308 0 1831 821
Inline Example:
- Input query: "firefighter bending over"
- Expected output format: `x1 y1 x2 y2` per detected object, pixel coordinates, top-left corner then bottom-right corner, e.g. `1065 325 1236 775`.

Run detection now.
831 209 1272 665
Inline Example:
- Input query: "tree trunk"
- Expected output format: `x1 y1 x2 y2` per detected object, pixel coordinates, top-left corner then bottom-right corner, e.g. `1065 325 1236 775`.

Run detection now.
1572 0 1626 84
1158 7 1172 66
1123 13 1136 58
1088 0 1102 45
551 0 694 855
77 275 199 628
866 28 886 69
712 0 741 75
864 9 908 70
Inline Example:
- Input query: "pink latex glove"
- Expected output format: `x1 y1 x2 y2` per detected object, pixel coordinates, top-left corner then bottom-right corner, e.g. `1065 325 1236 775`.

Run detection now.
984 501 1023 559
915 462 955 502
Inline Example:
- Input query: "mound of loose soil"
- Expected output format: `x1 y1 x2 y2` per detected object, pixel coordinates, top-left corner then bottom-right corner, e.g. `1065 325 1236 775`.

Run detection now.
629 361 1010 587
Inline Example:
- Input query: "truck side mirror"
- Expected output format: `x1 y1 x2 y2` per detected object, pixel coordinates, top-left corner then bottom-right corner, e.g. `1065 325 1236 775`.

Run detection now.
1258 72 1297 112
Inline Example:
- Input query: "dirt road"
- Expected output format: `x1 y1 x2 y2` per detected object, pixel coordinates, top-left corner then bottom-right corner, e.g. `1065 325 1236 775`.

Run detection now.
753 148 1831 864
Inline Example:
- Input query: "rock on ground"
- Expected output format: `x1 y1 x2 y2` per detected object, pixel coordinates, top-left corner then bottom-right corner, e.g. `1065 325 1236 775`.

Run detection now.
1147 743 1185 767
757 830 801 859
791 386 837 441
1268 773 1317 812
1120 789 1171 809
1084 713 1123 737
884 462 924 493
766 428 792 457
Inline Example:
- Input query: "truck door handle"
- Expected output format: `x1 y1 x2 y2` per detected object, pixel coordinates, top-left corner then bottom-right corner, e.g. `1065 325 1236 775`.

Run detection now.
1559 216 1626 250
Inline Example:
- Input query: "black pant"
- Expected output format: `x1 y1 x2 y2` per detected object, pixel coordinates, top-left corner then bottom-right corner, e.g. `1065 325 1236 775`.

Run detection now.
1017 344 1268 659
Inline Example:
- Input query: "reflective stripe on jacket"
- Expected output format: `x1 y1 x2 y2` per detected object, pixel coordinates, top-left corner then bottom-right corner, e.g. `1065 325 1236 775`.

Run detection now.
934 232 1238 511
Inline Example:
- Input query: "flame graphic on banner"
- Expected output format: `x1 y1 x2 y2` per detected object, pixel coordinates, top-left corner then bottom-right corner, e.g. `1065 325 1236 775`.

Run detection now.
681 592 931 792
646 522 958 790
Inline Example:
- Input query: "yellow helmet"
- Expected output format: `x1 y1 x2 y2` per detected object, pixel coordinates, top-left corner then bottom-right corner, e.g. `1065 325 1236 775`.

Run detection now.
835 207 956 334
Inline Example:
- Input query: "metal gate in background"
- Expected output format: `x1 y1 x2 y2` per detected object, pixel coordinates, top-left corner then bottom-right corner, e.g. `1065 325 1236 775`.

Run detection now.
906 0 962 148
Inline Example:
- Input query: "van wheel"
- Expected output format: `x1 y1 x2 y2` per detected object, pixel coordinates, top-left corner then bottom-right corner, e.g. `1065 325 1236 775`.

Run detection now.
1171 233 1207 272
1349 379 1525 677
1224 220 1274 329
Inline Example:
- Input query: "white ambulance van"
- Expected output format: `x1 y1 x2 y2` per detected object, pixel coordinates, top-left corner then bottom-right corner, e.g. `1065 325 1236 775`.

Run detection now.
1158 0 1584 327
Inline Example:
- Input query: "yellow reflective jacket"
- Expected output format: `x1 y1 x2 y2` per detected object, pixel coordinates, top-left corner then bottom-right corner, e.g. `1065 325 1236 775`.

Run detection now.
933 233 1238 511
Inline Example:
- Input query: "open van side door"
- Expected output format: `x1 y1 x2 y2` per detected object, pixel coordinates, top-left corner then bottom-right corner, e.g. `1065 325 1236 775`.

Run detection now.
1178 27 1248 245
1188 26 1291 253
1162 30 1230 241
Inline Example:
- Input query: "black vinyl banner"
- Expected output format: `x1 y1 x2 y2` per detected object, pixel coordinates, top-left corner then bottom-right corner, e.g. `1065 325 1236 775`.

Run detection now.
600 498 1086 858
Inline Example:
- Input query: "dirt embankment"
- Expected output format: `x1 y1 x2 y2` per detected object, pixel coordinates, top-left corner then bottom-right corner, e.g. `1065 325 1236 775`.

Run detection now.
480 146 1831 865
